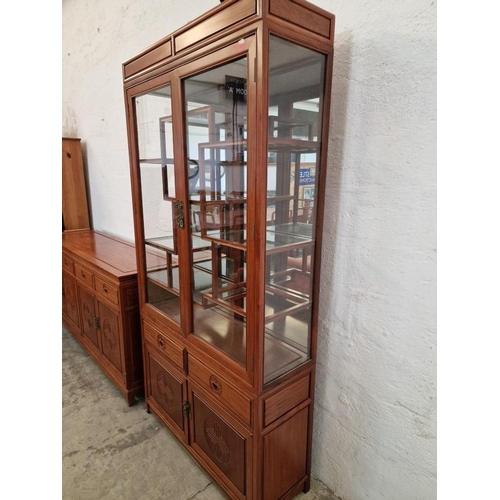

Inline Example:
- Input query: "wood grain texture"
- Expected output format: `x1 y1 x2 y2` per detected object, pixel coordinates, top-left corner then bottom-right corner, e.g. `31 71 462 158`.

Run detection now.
143 320 185 370
124 38 172 79
263 407 309 500
62 138 90 230
188 355 252 426
174 0 256 53
268 0 333 40
263 374 310 426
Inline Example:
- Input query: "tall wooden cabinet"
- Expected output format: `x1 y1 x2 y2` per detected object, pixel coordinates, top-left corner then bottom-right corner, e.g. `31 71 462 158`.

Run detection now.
62 138 91 230
122 1 334 498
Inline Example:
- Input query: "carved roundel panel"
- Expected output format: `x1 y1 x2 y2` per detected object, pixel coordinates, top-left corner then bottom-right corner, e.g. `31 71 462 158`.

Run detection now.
157 372 175 407
102 319 117 351
82 301 93 329
204 418 230 463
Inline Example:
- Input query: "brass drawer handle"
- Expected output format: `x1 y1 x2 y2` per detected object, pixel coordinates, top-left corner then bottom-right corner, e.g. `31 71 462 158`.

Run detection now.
157 335 165 348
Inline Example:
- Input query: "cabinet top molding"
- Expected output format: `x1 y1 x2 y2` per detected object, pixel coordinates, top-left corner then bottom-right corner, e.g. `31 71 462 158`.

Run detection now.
122 0 335 84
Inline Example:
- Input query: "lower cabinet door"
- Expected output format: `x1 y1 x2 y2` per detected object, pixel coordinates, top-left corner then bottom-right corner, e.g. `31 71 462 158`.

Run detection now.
79 286 99 348
189 383 250 499
63 273 80 328
98 302 122 373
145 345 187 442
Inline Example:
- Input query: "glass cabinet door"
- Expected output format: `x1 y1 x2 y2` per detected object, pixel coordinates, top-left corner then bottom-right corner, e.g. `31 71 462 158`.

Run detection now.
183 55 251 369
134 83 183 326
264 36 326 384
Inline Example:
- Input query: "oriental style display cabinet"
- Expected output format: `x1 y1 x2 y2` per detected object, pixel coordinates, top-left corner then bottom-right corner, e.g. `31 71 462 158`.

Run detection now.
123 1 334 498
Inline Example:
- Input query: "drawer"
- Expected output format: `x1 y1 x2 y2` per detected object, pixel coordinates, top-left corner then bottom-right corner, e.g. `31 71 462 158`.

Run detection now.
75 262 94 288
188 355 251 426
95 275 119 306
143 321 184 371
62 254 74 274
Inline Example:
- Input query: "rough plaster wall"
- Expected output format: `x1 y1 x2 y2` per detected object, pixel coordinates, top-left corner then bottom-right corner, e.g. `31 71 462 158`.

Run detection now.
62 1 437 499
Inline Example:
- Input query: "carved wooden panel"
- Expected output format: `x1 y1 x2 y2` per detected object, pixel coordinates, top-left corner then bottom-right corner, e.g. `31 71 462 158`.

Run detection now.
79 286 99 348
63 273 80 328
192 393 246 494
148 352 185 431
99 302 122 372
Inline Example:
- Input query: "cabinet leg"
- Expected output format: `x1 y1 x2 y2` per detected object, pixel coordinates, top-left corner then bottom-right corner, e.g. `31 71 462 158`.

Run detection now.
303 477 311 493
125 392 136 406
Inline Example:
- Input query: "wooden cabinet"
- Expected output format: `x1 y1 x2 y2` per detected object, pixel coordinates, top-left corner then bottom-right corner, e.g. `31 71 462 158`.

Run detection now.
122 1 335 498
62 138 91 231
62 229 163 405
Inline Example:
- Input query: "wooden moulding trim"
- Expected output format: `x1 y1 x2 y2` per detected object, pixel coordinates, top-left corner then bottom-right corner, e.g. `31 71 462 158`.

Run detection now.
268 0 333 41
124 38 173 80
173 0 256 54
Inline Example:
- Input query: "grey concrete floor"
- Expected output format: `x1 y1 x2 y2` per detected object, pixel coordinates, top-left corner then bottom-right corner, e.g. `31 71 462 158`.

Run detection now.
62 324 339 499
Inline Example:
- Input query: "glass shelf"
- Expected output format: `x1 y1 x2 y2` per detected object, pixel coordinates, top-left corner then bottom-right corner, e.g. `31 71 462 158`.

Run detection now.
145 234 210 253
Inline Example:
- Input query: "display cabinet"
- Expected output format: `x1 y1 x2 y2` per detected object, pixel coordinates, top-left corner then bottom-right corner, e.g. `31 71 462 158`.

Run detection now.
123 1 334 498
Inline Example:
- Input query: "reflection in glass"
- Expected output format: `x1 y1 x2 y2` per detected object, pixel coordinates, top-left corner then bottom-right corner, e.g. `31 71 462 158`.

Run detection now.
264 36 326 384
135 84 181 323
184 58 249 367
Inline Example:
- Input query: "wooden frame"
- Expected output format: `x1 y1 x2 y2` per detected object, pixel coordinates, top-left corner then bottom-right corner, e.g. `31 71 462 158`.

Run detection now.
123 1 335 498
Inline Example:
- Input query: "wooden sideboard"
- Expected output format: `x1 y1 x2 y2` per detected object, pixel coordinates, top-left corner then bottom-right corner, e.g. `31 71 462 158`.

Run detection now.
62 229 163 405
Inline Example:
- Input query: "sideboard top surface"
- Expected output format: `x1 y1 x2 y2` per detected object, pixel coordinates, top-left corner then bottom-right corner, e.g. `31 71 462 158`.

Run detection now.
62 229 163 278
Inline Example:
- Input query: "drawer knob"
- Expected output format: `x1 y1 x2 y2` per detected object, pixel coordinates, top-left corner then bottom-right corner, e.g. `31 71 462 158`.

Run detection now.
81 271 86 278
103 286 108 294
157 335 165 348
209 375 222 395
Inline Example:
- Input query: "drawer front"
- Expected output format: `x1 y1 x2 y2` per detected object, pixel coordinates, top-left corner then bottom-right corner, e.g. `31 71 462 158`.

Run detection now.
143 321 184 371
75 262 94 288
95 275 119 306
188 355 251 426
62 254 74 274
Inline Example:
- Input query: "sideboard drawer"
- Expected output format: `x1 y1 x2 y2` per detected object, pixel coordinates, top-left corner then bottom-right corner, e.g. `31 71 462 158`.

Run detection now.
62 254 75 275
95 276 119 306
75 262 94 288
188 355 251 426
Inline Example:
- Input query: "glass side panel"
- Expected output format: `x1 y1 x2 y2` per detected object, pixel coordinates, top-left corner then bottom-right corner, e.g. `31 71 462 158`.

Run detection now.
135 84 181 324
184 57 248 367
264 36 326 384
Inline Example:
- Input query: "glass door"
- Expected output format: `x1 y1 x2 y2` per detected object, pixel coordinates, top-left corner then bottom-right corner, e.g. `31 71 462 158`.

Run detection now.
264 35 327 384
181 38 256 375
134 83 183 327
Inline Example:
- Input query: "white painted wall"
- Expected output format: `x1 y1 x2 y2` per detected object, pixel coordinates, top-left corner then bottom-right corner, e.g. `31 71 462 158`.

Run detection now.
62 1 437 499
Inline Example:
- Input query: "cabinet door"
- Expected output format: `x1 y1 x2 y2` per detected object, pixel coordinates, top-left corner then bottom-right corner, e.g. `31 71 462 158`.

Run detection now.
79 287 99 348
145 345 187 442
98 302 122 373
188 383 250 498
179 36 258 383
63 273 80 327
263 36 328 385
133 79 184 330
